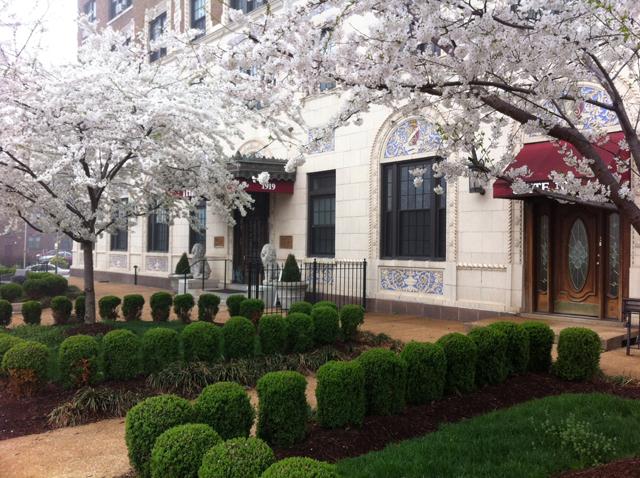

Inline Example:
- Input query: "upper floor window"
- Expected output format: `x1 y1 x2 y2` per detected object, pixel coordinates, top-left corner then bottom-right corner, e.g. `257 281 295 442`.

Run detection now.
110 200 128 252
318 28 336 92
149 13 167 62
110 0 132 20
189 202 207 252
147 208 170 252
191 0 206 36
230 0 265 14
308 171 336 257
84 0 97 22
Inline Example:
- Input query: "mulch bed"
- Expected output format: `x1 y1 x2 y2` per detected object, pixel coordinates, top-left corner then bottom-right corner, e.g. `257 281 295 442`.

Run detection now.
557 457 640 477
62 322 115 337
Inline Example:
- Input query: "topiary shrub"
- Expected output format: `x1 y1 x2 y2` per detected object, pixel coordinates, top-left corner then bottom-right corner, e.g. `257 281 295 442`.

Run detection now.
285 312 314 353
173 293 195 324
150 292 173 322
261 457 338 478
150 423 221 478
467 327 508 387
51 295 73 325
182 321 222 362
75 295 86 322
42 274 68 296
522 321 555 372
312 300 337 311
199 437 275 478
125 394 195 478
357 348 407 416
58 334 101 388
257 371 308 447
175 252 191 275
240 298 265 324
226 294 246 317
195 381 255 439
21 300 42 325
281 254 301 283
0 334 24 365
2 341 49 395
198 293 221 322
436 332 477 394
288 301 312 315
488 321 529 375
339 304 365 341
98 295 121 321
0 283 23 302
310 306 340 345
400 341 446 404
0 299 12 327
122 294 145 322
223 316 256 359
141 328 180 374
258 314 288 355
103 329 141 380
23 278 47 299
554 327 601 381
316 360 365 428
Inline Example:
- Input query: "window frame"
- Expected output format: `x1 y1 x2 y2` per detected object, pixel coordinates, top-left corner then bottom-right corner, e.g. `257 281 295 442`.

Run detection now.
307 170 336 258
148 12 167 63
189 201 207 252
190 0 206 36
147 208 170 253
380 157 446 261
84 0 97 22
109 0 132 20
229 0 265 14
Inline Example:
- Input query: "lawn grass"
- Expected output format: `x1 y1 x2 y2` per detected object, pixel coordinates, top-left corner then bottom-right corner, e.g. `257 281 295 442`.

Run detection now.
338 393 640 478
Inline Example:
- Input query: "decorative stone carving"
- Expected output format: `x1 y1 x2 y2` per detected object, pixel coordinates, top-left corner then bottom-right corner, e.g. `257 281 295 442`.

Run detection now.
190 243 211 280
379 268 444 295
260 244 278 282
109 254 127 269
146 256 168 272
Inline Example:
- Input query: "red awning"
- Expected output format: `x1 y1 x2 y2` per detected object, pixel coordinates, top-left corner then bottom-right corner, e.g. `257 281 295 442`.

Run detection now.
493 132 630 199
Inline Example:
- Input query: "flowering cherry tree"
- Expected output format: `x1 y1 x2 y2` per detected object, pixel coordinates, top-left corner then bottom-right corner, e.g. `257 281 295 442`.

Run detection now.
218 0 640 230
0 25 252 323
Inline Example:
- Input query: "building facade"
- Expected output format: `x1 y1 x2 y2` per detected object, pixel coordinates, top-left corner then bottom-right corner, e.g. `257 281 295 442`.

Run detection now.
73 0 640 321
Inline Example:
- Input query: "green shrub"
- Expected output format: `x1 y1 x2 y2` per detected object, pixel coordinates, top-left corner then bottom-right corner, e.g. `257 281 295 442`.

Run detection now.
288 301 312 315
98 295 121 321
122 294 145 322
468 327 508 387
195 381 255 439
357 348 407 416
316 360 365 428
23 278 47 299
199 437 275 478
522 321 555 372
51 295 73 325
173 293 195 323
175 252 191 275
488 321 529 375
75 295 85 322
285 312 314 353
1 341 49 390
436 332 477 394
400 341 446 404
125 394 195 478
240 298 265 324
226 294 246 316
0 299 12 327
21 300 42 325
554 327 601 381
339 304 364 341
150 423 220 478
49 255 69 269
281 254 301 282
223 316 256 359
0 283 23 302
150 292 173 322
257 371 308 447
141 328 180 374
258 314 288 355
0 334 24 364
198 293 221 322
261 457 338 478
182 321 222 362
103 329 141 380
58 334 101 388
312 300 337 311
43 274 68 296
310 306 340 345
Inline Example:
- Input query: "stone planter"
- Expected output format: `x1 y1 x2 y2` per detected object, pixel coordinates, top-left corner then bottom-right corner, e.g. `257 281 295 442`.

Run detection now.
275 281 308 310
169 273 192 293
258 280 278 308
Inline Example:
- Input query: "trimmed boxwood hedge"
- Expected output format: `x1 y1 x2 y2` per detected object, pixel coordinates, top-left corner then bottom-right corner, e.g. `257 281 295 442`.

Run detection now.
240 298 265 324
125 394 195 478
51 295 73 325
312 301 337 311
467 327 508 387
522 321 555 372
436 332 478 394
122 294 145 322
198 293 221 322
58 334 101 388
98 295 121 321
198 437 275 478
288 301 312 315
261 457 338 478
1 340 49 388
150 423 221 478
311 306 340 345
223 316 256 359
339 304 365 341
316 360 365 428
150 292 173 322
141 328 180 374
182 321 222 362
0 299 11 327
102 329 141 380
0 334 24 364
400 341 446 404
226 294 246 317
173 293 195 324
22 300 42 325
554 327 602 381
357 348 407 416
488 321 530 375
75 296 85 323
0 283 22 302
257 371 308 447
285 312 315 353
258 314 289 355
195 381 255 440
22 278 47 299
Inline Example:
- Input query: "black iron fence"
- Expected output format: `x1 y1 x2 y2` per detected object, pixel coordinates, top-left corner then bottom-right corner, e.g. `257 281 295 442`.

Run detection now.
246 258 367 313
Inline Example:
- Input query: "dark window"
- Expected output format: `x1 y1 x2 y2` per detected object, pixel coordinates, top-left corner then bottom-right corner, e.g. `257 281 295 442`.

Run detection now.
189 202 207 252
109 0 132 19
149 13 167 62
230 0 265 14
191 0 206 36
318 28 336 92
147 208 169 252
308 171 336 257
381 158 446 260
84 0 97 21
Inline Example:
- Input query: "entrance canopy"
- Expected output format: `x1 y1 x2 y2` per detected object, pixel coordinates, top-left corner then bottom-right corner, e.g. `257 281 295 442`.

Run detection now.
230 153 296 194
493 132 629 199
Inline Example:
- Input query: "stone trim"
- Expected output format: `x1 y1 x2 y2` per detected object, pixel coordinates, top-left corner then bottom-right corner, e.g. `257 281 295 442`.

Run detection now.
367 297 515 322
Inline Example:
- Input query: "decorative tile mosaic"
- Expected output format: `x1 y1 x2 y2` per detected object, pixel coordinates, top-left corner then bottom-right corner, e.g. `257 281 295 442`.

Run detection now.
109 254 128 269
304 262 335 285
379 267 444 295
145 255 168 272
384 118 442 158
307 128 335 154
576 86 618 130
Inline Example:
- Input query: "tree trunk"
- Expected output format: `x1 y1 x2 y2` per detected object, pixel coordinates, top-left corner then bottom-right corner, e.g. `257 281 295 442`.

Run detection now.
81 241 97 324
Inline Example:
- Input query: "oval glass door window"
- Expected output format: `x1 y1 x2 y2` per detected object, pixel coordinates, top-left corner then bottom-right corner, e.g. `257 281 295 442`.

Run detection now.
568 218 589 290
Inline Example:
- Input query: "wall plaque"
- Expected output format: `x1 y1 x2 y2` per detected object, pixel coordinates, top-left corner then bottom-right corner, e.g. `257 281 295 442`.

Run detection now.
279 235 293 249
214 236 225 248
